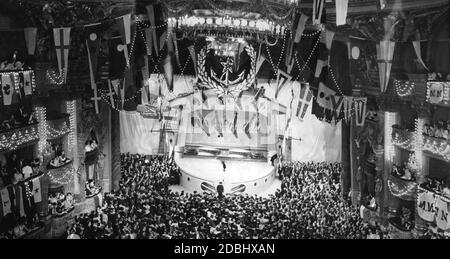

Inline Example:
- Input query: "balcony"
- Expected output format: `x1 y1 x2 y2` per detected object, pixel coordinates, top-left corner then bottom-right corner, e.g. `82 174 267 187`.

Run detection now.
0 123 39 152
391 126 415 152
388 173 417 201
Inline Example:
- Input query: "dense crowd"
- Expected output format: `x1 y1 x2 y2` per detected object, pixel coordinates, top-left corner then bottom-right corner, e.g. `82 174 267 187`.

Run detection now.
66 154 372 239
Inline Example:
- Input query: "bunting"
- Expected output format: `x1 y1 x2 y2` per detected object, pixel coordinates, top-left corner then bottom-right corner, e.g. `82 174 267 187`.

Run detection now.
162 55 174 92
275 70 292 99
376 41 395 92
343 97 353 123
109 37 128 80
53 27 71 80
188 45 197 75
330 95 344 120
335 0 349 26
294 14 308 43
412 41 429 71
116 14 132 45
354 97 367 126
146 4 159 56
295 83 313 120
317 82 336 110
312 0 325 25
24 27 37 55
1 73 14 106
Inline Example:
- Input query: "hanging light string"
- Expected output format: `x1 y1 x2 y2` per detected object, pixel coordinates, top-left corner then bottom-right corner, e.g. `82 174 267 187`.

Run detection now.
395 80 415 97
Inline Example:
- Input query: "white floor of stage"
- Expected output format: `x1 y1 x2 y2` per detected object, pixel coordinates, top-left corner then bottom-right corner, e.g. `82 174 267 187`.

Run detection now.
169 179 282 197
175 157 274 183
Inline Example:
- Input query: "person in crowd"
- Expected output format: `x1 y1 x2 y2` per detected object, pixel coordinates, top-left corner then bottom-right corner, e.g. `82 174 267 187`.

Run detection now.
66 155 375 239
217 182 224 199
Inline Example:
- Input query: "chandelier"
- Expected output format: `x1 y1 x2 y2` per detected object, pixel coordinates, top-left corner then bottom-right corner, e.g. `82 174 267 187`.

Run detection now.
163 0 297 40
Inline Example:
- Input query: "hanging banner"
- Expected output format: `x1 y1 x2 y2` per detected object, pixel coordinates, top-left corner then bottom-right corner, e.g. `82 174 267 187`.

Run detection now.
295 83 313 121
412 41 429 71
275 70 292 99
188 45 197 75
1 73 14 106
109 37 128 80
317 82 336 110
428 82 444 104
312 0 325 25
335 0 349 26
353 97 367 126
146 4 159 56
377 41 395 92
84 23 103 89
23 71 33 96
0 188 11 216
417 189 437 222
294 14 309 43
315 59 326 78
32 177 42 203
330 95 344 120
107 80 117 109
116 14 131 45
343 96 353 123
53 27 71 80
256 55 266 75
144 28 154 56
24 27 37 55
435 196 450 231
162 54 174 92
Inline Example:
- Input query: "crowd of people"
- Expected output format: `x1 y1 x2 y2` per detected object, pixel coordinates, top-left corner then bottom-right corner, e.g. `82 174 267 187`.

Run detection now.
66 154 373 239
423 120 450 140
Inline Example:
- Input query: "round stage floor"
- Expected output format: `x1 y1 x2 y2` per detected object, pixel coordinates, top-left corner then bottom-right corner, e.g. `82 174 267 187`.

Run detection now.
175 157 276 195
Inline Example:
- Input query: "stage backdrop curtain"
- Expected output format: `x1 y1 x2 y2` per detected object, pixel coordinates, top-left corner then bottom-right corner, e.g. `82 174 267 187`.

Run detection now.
120 111 162 154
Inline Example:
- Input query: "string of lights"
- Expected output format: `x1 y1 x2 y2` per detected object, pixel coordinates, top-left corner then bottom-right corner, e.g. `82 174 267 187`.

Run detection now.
395 80 415 97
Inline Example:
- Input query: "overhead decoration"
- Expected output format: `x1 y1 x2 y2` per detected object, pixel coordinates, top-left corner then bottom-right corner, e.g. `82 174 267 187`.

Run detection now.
312 0 325 25
197 43 256 99
317 83 336 111
354 97 367 126
412 41 429 71
109 37 128 80
146 4 159 56
342 97 353 123
295 83 313 121
116 14 132 45
1 72 15 105
188 45 197 75
376 41 395 93
0 124 39 152
335 0 349 26
426 81 449 104
24 27 38 56
417 186 450 230
53 27 71 83
395 80 416 97
294 14 309 43
275 70 292 99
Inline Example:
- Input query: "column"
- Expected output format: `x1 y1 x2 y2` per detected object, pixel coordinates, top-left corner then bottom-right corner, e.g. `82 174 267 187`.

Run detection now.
413 116 428 238
384 111 398 222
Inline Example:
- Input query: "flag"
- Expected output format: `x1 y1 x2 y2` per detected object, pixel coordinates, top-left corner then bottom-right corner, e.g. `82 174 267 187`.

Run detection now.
330 95 344 120
317 82 336 110
275 70 292 99
141 55 150 105
343 97 353 123
412 41 429 71
109 37 128 80
32 177 42 203
162 55 174 92
188 45 197 75
24 27 37 55
144 28 154 55
354 97 367 126
294 14 308 43
1 188 11 216
377 41 395 92
14 185 25 217
84 22 104 87
315 59 327 78
335 0 349 26
23 71 33 95
53 27 71 79
146 4 159 56
256 55 266 75
116 14 132 45
2 73 14 105
312 0 325 25
295 83 313 120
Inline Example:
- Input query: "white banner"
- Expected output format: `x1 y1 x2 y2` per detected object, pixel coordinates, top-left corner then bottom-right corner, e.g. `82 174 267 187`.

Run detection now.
417 190 437 222
428 82 444 104
435 196 450 230
353 97 367 127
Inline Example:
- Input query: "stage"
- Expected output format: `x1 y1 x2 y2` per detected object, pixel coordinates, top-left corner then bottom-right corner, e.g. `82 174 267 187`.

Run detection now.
175 156 276 195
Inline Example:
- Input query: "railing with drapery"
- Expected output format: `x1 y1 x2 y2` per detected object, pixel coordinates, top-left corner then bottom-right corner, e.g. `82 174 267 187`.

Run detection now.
417 184 450 233
0 123 40 153
387 174 417 201
422 135 450 162
391 125 415 151
46 114 71 140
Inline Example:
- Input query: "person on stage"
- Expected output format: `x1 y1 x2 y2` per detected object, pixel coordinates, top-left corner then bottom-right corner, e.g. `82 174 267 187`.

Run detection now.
221 160 226 172
217 182 224 199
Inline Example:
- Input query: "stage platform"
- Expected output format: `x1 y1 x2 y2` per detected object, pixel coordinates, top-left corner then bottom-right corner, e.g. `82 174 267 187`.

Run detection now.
175 156 276 195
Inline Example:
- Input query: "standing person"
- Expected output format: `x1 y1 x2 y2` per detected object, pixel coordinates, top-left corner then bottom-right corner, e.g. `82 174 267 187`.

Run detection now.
221 160 226 172
217 182 224 199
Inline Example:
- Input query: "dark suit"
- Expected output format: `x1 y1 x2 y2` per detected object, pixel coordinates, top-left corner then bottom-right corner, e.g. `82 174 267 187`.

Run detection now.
217 184 224 198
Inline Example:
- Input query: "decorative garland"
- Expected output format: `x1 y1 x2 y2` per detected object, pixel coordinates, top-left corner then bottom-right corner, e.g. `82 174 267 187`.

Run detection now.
48 165 75 185
197 43 256 99
395 80 415 97
387 178 417 201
